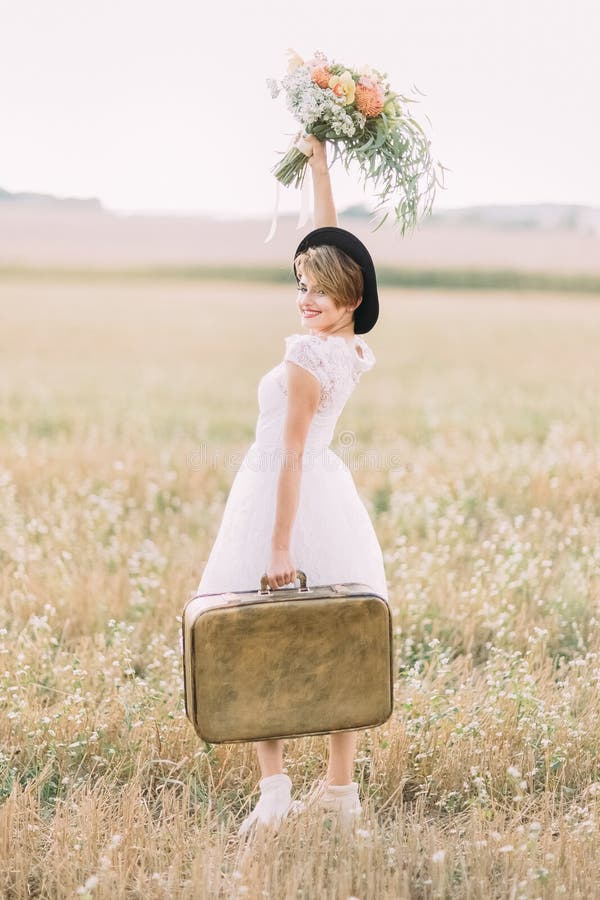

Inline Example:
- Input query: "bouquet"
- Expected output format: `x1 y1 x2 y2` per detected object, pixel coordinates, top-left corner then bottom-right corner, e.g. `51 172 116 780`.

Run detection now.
267 49 447 235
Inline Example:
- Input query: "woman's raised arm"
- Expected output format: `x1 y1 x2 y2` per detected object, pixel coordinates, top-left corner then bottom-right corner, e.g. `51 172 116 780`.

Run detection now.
303 135 339 229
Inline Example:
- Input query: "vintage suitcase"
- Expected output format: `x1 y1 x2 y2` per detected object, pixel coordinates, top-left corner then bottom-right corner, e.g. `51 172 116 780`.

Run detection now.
182 569 394 744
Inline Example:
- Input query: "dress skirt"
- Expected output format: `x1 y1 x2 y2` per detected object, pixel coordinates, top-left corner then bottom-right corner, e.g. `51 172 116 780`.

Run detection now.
196 440 389 601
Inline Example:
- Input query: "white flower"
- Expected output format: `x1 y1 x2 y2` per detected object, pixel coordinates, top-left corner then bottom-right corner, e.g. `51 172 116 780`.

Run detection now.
432 849 446 863
358 64 378 78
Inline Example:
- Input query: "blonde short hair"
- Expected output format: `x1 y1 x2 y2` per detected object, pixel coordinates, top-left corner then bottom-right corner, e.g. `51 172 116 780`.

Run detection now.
294 245 363 315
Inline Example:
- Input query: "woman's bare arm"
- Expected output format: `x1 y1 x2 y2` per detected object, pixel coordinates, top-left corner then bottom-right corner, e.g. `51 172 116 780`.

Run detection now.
304 135 338 228
267 363 320 588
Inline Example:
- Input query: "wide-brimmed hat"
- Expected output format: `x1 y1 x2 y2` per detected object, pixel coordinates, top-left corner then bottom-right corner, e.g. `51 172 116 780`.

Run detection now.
293 226 379 334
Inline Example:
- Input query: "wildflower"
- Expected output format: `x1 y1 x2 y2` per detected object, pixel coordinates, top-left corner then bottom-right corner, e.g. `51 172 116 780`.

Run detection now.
77 874 99 894
432 849 446 863
358 63 377 78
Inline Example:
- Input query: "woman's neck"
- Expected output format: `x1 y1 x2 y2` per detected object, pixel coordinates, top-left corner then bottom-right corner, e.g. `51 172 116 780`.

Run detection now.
310 328 356 343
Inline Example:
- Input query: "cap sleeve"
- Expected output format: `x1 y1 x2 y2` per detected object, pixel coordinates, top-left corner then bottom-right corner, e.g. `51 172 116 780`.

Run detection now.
283 334 328 390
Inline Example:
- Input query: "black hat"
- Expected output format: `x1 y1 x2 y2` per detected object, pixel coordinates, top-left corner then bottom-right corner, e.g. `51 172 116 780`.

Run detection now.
293 226 379 334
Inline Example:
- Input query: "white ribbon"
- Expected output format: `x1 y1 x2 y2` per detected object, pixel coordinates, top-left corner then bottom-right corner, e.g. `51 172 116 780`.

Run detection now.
297 166 312 229
264 134 313 244
264 179 281 244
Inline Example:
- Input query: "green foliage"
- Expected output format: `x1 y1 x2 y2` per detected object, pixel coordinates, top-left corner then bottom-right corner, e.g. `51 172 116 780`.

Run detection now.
2 264 600 294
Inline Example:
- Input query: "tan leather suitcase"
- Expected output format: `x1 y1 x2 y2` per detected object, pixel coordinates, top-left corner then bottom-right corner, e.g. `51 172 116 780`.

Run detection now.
182 569 394 744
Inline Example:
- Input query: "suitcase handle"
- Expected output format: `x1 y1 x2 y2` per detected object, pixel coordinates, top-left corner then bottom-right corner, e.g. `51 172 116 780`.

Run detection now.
259 568 310 595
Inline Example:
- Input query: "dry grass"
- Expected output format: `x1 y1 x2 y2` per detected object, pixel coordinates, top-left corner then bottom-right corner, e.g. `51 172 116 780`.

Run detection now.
1 278 599 898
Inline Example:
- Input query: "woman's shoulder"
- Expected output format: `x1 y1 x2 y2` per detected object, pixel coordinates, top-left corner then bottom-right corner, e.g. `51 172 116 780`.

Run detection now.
282 333 328 376
283 332 325 350
283 332 329 363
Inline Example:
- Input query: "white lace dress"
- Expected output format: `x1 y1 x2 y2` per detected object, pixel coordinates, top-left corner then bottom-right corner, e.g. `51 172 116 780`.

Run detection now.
196 332 389 601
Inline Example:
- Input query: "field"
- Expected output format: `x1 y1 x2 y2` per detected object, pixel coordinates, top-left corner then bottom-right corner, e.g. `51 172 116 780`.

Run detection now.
1 276 600 898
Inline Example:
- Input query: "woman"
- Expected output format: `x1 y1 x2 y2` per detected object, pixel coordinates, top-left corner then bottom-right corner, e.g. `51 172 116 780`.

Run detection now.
195 134 388 836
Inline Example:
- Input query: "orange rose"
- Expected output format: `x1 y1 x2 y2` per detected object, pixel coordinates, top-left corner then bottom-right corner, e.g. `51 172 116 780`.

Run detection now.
311 66 332 89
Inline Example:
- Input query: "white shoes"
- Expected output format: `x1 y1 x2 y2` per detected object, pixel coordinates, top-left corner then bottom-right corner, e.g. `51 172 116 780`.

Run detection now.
237 774 363 837
237 773 293 836
289 778 363 827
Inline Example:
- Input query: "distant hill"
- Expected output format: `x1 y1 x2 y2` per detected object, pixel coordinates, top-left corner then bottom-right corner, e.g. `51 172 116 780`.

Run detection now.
2 187 599 234
0 186 103 211
340 202 600 235
1 192 599 273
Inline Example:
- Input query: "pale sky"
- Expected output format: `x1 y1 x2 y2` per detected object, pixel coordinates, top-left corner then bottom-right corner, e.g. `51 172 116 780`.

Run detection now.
1 0 599 219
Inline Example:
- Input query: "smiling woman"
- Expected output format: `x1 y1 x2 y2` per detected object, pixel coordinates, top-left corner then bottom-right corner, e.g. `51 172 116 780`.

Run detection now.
193 134 387 839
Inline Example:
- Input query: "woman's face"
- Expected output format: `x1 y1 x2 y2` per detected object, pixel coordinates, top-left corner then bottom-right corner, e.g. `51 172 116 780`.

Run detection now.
296 271 354 333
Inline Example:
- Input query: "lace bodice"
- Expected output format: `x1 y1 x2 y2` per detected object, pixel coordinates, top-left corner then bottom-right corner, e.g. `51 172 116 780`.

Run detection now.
252 332 376 453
